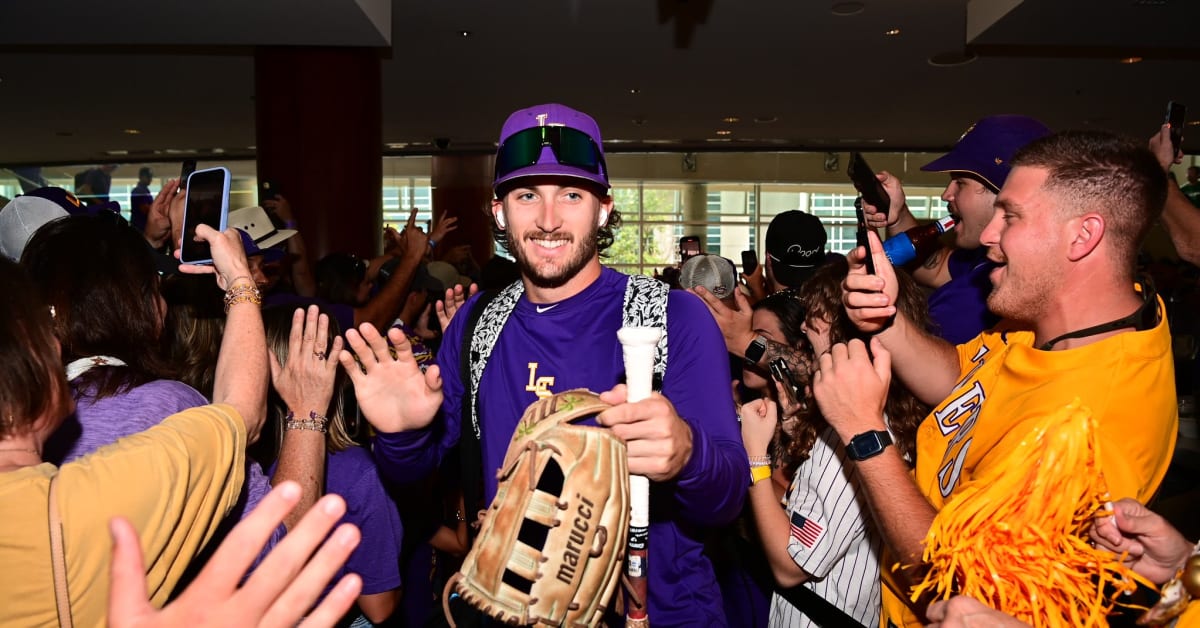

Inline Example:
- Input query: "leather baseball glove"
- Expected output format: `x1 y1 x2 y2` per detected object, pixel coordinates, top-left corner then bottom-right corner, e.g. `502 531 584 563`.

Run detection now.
445 389 630 627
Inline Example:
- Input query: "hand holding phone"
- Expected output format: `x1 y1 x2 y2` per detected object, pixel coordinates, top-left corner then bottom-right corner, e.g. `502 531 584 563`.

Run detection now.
848 152 891 218
855 198 877 276
180 167 232 265
1166 101 1187 157
769 358 802 409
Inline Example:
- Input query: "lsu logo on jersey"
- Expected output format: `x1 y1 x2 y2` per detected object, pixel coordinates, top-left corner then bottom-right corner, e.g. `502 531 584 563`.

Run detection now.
525 362 555 398
934 344 990 498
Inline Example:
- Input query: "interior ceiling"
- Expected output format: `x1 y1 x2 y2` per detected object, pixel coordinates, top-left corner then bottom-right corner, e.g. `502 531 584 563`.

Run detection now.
1 0 1199 167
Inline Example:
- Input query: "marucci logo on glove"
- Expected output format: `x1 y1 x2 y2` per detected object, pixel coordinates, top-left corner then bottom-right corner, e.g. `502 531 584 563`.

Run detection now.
445 390 630 627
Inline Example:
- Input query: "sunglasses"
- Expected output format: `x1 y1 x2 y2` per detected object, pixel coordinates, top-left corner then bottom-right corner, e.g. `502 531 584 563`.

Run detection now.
494 126 607 183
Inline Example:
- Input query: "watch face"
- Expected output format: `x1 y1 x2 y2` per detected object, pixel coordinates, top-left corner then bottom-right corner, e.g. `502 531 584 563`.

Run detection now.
849 431 886 460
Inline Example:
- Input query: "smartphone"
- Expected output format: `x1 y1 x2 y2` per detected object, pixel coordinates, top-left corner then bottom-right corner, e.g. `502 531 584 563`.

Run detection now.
180 167 232 264
855 198 877 275
768 358 801 408
847 152 891 218
259 179 280 206
741 249 759 275
1166 101 1187 156
679 235 702 263
179 159 197 191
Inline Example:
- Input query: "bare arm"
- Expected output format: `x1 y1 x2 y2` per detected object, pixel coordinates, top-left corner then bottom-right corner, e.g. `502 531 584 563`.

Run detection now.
909 244 954 289
181 226 269 441
812 339 938 570
843 230 961 405
269 306 342 529
1162 177 1200 265
264 196 316 297
355 223 427 331
357 590 400 624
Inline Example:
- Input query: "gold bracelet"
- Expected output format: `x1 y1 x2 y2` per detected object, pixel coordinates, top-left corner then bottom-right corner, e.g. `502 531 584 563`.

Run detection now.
223 284 262 313
284 410 329 433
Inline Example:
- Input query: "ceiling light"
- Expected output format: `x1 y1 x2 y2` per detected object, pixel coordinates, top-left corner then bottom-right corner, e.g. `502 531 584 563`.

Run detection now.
458 30 471 37
123 128 141 135
884 28 901 36
928 51 979 67
830 2 865 16
753 116 779 124
722 116 740 123
212 148 225 154
105 150 129 156
705 137 732 143
629 88 640 95
1187 120 1200 126
386 142 408 149
715 130 732 136
1119 56 1143 64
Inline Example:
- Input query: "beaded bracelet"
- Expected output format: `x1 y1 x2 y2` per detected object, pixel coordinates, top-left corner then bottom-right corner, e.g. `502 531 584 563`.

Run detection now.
223 284 262 313
284 410 329 433
748 455 771 467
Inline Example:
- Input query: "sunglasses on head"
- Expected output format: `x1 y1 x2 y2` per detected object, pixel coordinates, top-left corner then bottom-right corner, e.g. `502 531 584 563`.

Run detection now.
494 125 607 183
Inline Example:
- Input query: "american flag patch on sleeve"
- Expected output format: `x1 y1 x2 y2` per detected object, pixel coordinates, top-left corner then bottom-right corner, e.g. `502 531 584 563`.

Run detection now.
789 512 825 549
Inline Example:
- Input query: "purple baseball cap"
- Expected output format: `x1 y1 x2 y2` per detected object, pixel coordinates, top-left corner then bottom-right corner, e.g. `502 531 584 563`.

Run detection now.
921 115 1052 192
493 103 609 192
236 228 285 263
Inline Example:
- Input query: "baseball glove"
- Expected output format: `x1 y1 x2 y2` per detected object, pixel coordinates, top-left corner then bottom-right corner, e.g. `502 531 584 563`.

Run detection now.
445 389 630 627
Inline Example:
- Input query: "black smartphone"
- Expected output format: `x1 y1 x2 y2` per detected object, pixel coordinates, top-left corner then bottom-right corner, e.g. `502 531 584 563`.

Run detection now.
741 249 758 275
180 167 231 264
847 152 891 217
1166 101 1187 156
768 358 801 408
179 159 197 191
855 198 877 275
679 235 702 263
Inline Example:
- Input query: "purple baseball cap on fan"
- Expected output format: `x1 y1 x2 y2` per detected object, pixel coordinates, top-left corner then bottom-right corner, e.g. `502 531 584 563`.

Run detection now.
493 103 609 193
921 115 1052 192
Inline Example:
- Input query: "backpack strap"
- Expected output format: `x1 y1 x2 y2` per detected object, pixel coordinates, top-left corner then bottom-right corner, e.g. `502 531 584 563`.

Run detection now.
622 274 670 388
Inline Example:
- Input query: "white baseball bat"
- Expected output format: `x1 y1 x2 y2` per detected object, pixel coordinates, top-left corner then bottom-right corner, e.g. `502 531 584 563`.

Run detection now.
617 326 662 628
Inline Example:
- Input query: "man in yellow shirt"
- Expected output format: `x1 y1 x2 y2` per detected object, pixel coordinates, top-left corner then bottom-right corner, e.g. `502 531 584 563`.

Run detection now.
814 130 1178 627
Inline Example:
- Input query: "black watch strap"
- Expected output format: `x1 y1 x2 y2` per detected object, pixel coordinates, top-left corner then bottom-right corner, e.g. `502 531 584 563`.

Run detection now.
846 430 893 461
743 336 767 366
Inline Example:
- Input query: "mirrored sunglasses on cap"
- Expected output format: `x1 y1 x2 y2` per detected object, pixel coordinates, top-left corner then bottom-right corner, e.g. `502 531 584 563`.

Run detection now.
494 125 607 182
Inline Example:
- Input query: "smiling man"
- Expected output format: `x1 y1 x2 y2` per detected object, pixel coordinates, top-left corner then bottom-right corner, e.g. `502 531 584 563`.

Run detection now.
368 104 746 627
810 130 1179 627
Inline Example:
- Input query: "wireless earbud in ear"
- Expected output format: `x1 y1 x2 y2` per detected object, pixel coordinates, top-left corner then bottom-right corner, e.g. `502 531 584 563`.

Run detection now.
496 212 507 229
597 209 609 228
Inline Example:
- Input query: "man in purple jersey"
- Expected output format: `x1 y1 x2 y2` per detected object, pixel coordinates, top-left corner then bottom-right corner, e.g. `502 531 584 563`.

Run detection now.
342 103 746 626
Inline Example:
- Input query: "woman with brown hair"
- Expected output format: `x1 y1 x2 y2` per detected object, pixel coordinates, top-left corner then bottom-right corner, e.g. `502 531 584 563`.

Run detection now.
740 257 930 627
0 225 269 625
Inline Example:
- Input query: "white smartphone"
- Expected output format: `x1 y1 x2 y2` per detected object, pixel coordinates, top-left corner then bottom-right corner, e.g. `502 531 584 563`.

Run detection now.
180 167 231 264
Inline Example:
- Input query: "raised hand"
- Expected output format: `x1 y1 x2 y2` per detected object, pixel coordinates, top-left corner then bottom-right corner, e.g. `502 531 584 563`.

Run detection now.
436 283 479 331
338 322 443 433
691 285 755 356
270 306 343 419
108 482 362 627
739 398 778 458
177 225 253 291
842 229 899 334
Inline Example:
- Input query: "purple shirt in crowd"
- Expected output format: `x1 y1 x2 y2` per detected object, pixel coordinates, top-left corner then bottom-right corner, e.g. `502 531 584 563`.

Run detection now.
927 247 999 345
46 378 283 552
374 267 746 627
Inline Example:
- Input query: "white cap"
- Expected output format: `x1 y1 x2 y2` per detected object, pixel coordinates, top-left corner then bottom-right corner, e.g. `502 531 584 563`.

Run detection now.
0 196 69 261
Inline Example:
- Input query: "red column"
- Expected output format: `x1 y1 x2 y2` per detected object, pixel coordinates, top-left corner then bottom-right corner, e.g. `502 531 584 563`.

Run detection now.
431 154 496 272
254 47 381 259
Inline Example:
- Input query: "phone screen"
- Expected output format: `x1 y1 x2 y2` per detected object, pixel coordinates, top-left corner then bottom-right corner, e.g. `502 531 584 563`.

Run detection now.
1167 102 1187 155
180 167 231 264
768 358 800 408
855 201 877 275
848 152 891 217
741 249 758 275
680 237 701 262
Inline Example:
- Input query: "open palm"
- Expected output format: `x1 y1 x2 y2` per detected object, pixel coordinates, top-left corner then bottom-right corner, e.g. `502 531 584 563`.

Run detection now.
339 323 443 433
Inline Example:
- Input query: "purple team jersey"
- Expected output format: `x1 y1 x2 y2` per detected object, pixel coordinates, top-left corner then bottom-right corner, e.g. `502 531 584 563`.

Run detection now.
374 267 746 627
927 247 999 345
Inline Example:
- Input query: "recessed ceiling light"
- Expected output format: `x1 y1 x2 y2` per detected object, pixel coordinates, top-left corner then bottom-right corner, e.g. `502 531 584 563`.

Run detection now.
928 51 979 67
830 2 865 16
705 137 733 143
212 148 225 154
722 116 740 123
715 130 732 136
123 128 141 135
105 150 129 156
753 116 779 124
247 145 257 150
884 28 901 36
458 30 471 37
386 142 408 149
1187 120 1200 126
629 88 640 95
1119 56 1143 64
